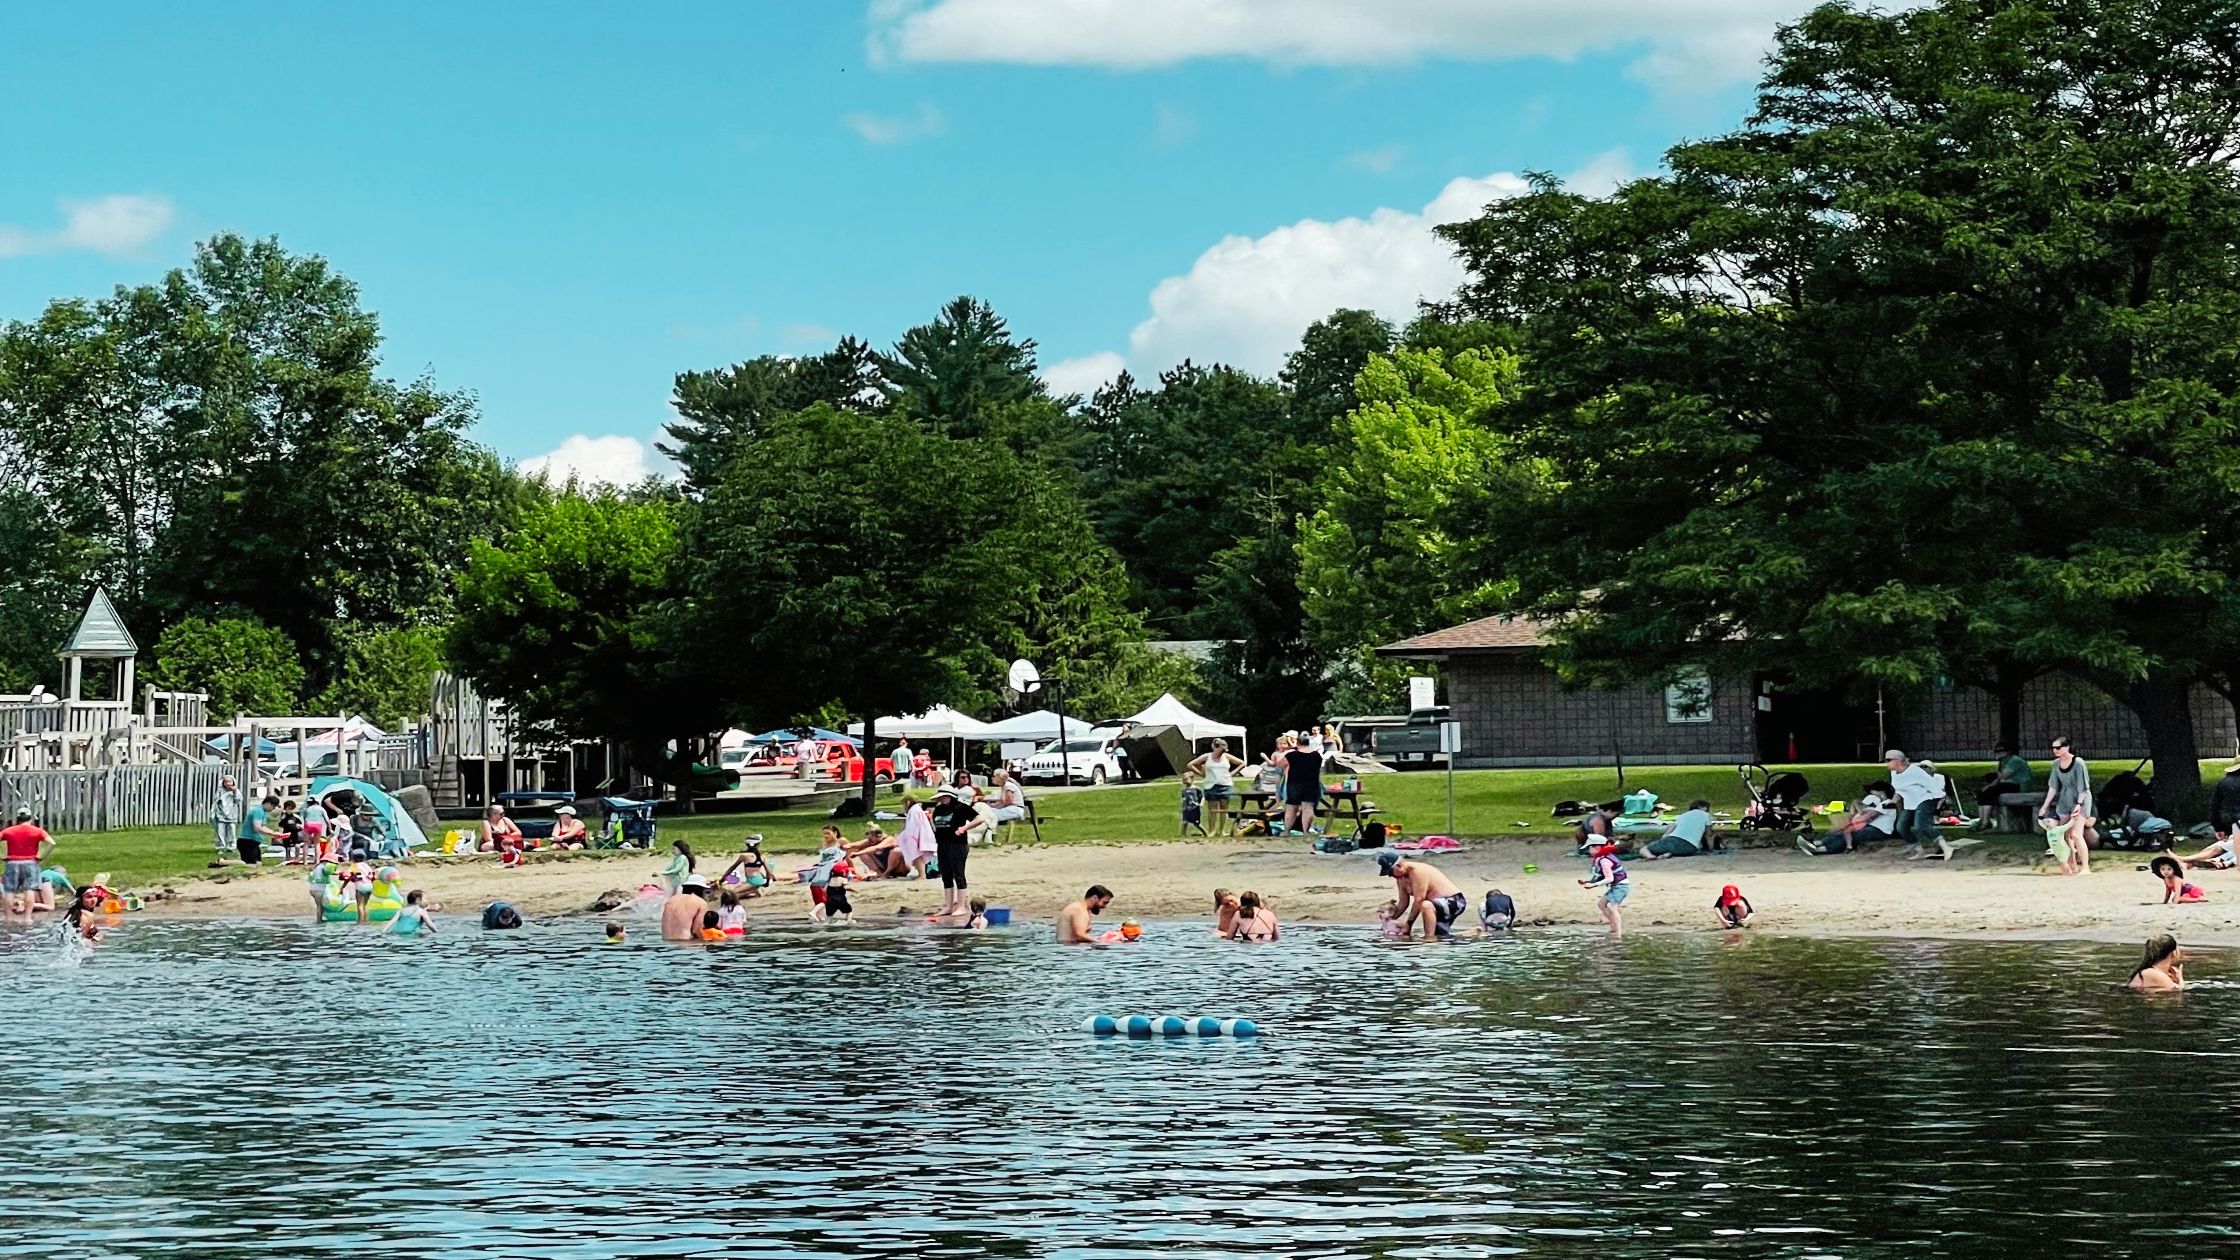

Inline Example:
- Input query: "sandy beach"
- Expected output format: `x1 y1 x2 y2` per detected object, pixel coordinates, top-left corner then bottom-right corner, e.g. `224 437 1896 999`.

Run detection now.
142 835 2240 945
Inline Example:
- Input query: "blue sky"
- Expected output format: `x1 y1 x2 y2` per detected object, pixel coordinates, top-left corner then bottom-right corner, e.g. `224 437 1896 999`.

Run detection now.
0 1 1805 481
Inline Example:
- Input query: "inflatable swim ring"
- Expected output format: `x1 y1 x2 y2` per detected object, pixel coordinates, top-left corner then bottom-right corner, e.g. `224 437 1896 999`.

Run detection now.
319 879 404 923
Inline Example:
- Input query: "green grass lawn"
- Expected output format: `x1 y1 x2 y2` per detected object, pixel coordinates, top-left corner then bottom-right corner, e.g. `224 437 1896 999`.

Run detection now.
45 758 2203 892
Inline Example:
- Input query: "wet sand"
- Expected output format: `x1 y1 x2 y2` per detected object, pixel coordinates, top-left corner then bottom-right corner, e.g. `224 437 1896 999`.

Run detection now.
141 835 2240 945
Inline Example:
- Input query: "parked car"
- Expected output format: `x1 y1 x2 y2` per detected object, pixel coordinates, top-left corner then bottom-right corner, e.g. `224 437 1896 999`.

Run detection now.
1020 734 1124 785
1368 706 1453 769
726 741 893 784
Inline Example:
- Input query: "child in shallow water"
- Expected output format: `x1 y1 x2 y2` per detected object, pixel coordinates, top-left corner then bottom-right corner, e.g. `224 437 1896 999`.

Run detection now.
1376 899 1406 940
698 909 727 942
1479 889 1517 932
2151 855 2206 904
967 897 989 930
716 890 746 937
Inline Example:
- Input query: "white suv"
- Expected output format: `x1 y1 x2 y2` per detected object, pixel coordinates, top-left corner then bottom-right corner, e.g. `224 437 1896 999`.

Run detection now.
1019 735 1124 785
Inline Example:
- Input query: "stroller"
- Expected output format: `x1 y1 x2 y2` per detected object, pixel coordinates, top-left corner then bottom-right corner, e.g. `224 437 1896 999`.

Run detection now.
599 797 660 849
1737 764 1811 832
2096 759 2174 852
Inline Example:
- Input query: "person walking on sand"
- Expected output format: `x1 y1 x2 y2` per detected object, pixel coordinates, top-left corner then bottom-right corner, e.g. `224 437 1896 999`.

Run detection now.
1580 842 1630 936
1377 850 1466 941
1058 884 1114 944
208 776 242 858
2037 735 2094 875
1186 740 1246 837
661 876 710 941
3 808 52 916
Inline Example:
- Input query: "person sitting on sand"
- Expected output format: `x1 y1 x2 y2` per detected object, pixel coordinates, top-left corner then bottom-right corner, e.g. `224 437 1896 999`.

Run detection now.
2178 834 2240 871
1713 884 1752 929
844 823 903 879
1798 783 1896 856
2151 855 2206 904
1057 885 1115 944
1377 850 1467 941
480 805 523 856
1480 889 1517 932
1641 799 1715 859
549 806 588 851
2130 933 2185 992
1211 888 1241 938
721 837 773 895
660 878 708 941
1227 890 1279 941
1574 802 1620 854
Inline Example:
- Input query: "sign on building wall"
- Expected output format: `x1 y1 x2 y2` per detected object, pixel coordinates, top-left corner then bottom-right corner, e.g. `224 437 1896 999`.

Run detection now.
1664 668 1714 724
1408 675 1435 712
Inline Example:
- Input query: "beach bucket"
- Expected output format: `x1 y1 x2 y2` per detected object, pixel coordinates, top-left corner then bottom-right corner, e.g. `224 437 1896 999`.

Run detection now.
984 906 1013 926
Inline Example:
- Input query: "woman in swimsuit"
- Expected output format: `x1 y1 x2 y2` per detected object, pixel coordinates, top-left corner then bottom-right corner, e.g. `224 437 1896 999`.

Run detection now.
2130 933 2185 992
1228 890 1279 941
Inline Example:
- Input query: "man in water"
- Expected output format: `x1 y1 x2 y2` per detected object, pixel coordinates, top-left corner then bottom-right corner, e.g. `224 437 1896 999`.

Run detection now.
1378 850 1466 940
1057 884 1114 944
3 808 52 916
661 876 710 941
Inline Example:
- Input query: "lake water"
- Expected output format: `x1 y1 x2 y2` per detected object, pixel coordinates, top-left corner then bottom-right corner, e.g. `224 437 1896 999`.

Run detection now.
2 917 2227 1257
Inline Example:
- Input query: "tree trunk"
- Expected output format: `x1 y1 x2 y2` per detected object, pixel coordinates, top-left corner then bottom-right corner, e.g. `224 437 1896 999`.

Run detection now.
1995 683 2023 753
859 713 879 817
2121 672 2207 825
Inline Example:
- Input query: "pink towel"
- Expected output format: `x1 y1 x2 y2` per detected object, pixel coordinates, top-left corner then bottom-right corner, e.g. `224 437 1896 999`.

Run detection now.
896 803 936 865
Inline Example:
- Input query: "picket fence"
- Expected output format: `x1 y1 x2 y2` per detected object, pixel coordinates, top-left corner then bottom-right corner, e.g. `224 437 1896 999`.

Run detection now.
0 763 230 832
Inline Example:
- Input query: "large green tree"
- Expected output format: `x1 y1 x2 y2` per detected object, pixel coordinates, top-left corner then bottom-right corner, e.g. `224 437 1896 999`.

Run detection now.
877 296 1045 440
1298 346 1524 713
318 627 444 729
147 616 306 718
659 337 882 493
0 234 515 689
1436 0 2240 820
447 493 722 759
687 404 1157 809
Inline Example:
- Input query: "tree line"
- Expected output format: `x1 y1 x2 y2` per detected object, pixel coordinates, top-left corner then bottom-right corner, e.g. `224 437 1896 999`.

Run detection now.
6 0 2237 820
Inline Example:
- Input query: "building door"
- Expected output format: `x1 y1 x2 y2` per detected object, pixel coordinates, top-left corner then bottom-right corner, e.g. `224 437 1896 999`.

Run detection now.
1756 681 1881 764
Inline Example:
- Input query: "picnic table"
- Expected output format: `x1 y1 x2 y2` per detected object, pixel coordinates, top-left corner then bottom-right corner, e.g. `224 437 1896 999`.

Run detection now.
1236 787 1369 838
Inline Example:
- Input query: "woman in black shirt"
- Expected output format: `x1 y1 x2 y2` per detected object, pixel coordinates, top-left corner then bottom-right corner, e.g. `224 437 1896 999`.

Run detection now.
928 784 978 919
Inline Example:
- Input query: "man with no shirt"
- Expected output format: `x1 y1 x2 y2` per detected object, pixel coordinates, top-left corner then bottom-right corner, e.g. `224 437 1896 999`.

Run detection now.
1057 884 1114 944
660 877 710 941
1377 850 1466 941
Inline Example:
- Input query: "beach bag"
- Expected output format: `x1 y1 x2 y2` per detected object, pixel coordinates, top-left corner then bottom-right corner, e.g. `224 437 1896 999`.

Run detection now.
1312 836 1356 854
1359 821 1387 848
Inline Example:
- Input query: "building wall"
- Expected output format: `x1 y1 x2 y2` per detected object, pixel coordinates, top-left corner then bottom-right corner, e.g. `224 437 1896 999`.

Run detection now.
1446 654 1756 767
1444 653 2240 767
1896 676 2237 761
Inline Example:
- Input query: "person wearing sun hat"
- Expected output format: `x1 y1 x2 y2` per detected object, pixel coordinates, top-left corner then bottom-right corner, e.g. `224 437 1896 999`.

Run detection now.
660 873 710 941
928 783 979 920
549 804 588 850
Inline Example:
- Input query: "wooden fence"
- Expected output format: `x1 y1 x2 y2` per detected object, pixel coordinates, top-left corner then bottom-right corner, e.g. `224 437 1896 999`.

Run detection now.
1 763 229 832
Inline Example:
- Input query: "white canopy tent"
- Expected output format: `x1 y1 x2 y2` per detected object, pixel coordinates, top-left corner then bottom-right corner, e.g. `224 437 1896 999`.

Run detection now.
845 706 1000 741
1115 692 1246 744
980 710 1097 742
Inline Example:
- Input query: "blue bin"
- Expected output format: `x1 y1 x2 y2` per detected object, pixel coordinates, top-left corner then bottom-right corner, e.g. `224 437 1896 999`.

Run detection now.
984 906 1012 926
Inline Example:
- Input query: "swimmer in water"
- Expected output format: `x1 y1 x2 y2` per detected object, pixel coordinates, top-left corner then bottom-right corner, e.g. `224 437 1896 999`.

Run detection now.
967 898 989 930
2130 933 2185 992
698 909 727 942
63 886 104 947
2151 855 2206 904
1057 885 1114 944
605 922 626 944
390 889 437 937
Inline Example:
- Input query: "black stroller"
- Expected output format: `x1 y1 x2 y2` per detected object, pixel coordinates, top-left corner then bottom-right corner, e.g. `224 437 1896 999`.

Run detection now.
1737 764 1811 831
2096 759 2175 852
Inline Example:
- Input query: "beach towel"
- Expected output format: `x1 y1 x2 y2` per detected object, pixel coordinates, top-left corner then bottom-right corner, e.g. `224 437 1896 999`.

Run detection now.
896 802 936 866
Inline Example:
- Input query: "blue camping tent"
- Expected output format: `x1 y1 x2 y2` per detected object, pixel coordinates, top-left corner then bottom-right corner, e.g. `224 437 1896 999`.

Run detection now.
308 776 429 851
750 727 862 746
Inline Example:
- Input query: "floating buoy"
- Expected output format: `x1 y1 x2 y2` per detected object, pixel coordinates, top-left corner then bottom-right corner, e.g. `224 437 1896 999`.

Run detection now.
1083 1015 1260 1038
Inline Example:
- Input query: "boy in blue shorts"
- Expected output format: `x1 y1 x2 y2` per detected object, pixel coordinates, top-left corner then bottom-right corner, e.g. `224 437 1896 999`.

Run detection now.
1579 843 1629 936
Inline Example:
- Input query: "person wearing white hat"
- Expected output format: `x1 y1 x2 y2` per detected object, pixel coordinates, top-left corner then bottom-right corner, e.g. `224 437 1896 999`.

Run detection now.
550 805 588 850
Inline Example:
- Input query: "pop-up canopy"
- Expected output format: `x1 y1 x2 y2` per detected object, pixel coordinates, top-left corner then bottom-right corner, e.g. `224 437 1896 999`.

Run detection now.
845 706 1000 740
1113 693 1245 743
981 710 1097 742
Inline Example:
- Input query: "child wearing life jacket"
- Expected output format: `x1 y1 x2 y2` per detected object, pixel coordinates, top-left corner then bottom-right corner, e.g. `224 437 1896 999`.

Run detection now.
1579 843 1630 936
698 910 727 941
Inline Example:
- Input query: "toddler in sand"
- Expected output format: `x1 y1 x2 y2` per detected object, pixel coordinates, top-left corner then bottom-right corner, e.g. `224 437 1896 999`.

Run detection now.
2151 855 2206 904
1713 884 1753 928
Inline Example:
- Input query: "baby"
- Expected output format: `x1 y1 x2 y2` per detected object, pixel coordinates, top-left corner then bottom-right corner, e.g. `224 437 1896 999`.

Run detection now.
1376 899 1406 940
967 897 990 930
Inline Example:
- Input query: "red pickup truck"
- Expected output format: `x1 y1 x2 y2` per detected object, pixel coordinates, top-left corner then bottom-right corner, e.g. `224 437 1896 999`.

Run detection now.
733 741 895 783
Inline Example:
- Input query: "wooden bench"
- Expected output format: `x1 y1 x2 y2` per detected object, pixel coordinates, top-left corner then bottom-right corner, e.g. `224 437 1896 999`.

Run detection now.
1994 792 2042 833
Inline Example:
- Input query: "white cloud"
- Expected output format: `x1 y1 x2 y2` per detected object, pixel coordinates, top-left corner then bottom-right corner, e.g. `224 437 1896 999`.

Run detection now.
0 194 176 259
868 0 1824 85
520 434 654 487
843 102 947 145
1041 351 1128 397
1090 152 1625 378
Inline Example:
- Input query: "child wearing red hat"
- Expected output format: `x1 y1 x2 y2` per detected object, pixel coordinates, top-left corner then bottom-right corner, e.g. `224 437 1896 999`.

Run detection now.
1713 884 1753 929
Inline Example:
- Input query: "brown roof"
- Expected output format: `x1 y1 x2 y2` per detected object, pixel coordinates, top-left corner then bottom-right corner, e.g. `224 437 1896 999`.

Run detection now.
1376 613 1552 656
